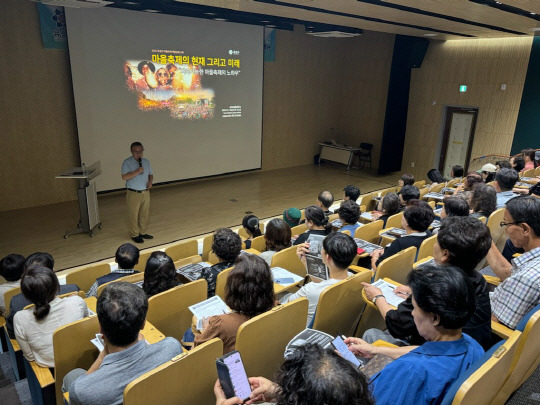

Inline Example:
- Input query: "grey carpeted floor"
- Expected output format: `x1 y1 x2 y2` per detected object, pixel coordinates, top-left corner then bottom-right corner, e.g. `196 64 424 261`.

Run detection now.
0 351 31 405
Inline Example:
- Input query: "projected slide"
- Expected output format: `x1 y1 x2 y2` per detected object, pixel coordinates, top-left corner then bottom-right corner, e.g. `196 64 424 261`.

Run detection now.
66 8 263 192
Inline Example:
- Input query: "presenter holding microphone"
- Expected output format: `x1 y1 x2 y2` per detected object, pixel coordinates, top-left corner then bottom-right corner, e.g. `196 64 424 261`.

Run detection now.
121 142 153 243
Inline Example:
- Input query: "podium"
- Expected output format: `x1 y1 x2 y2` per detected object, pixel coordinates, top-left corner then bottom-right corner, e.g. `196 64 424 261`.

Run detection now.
56 161 102 238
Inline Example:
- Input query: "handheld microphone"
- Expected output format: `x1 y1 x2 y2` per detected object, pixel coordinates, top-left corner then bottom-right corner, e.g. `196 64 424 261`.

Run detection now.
138 158 143 174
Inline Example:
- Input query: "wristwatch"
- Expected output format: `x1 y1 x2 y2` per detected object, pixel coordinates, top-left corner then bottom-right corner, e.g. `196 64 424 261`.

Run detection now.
372 294 385 304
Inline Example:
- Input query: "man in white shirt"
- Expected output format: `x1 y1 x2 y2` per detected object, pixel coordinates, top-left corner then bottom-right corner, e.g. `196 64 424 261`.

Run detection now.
279 232 357 326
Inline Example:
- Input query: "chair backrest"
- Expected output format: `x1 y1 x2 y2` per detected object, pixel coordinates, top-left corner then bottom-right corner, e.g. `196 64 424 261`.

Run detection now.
374 246 417 285
535 166 540 176
428 200 436 209
328 213 339 222
124 338 223 405
215 267 234 300
359 192 375 211
65 262 111 293
96 272 145 297
486 208 506 246
429 183 445 193
146 280 207 342
251 235 266 252
235 298 308 380
341 230 351 236
447 178 460 187
291 223 308 236
53 316 100 405
133 250 152 272
413 180 426 189
417 234 437 261
522 168 535 178
419 187 429 198
164 240 198 262
379 187 396 197
202 234 213 261
384 211 404 230
207 251 220 265
442 332 521 405
174 254 202 269
495 305 540 403
312 270 372 336
270 246 306 278
359 204 366 213
354 219 383 244
4 286 22 315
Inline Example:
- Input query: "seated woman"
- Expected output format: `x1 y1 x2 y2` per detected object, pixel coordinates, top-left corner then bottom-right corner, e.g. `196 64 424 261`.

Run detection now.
450 165 464 179
372 193 400 227
346 264 484 405
454 171 483 200
214 343 374 405
521 148 536 172
198 228 242 297
293 205 331 245
440 197 469 219
14 266 88 368
398 173 415 188
469 183 496 219
142 251 178 298
194 255 274 354
241 214 262 249
510 155 525 172
371 201 434 270
338 200 362 235
259 219 292 266
480 163 497 183
427 169 445 191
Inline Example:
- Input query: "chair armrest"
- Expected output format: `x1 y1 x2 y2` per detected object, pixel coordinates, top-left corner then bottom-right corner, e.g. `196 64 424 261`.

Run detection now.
491 321 513 340
483 275 501 286
28 360 55 388
372 339 398 348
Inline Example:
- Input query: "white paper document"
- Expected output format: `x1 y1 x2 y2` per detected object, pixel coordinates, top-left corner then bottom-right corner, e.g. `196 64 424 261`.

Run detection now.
189 295 231 330
371 279 406 307
271 267 304 286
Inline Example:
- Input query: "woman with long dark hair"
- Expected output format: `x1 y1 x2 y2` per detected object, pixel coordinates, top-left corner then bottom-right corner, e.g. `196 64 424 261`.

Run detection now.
293 205 332 245
142 251 178 298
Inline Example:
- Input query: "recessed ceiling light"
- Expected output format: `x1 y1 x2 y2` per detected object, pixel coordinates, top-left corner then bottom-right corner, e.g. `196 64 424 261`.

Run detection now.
531 12 536 15
261 20 270 23
424 33 437 36
143 9 159 12
204 12 217 16
123 1 137 4
213 18 228 21
266 24 276 28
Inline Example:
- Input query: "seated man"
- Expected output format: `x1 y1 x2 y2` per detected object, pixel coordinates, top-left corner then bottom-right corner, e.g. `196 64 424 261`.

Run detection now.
0 253 25 315
280 232 356 326
487 196 540 329
316 190 334 216
64 282 183 405
86 243 140 298
363 216 492 349
343 185 360 203
6 252 79 338
493 168 519 208
398 185 420 210
398 174 415 187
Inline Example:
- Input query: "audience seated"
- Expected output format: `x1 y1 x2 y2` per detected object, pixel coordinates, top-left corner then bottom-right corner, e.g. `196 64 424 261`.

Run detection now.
64 282 183 405
0 253 25 315
316 190 334 216
87 243 140 298
194 255 275 354
214 343 373 405
142 251 178 298
370 200 434 270
453 171 483 200
282 207 301 228
363 216 492 349
398 173 415 187
487 196 540 329
259 219 292 266
293 206 331 245
398 185 420 209
282 232 356 326
15 266 88 368
440 197 469 219
241 214 262 249
7 252 79 338
480 163 497 183
493 168 519 208
469 183 496 218
199 228 242 298
522 148 536 172
343 185 361 203
426 169 445 190
337 200 362 234
372 192 400 227
450 165 464 178
496 160 512 170
510 155 525 172
347 264 484 405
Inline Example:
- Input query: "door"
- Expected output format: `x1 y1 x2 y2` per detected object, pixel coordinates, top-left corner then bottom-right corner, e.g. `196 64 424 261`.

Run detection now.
439 107 478 178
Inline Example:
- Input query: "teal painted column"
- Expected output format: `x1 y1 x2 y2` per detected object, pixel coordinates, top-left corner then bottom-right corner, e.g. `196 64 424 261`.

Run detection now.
512 35 540 154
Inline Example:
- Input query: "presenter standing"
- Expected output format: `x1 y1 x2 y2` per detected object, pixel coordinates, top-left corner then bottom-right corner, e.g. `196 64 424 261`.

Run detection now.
121 142 153 244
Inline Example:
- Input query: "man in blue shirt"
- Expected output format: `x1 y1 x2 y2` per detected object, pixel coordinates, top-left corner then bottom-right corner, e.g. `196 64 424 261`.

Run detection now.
121 142 153 243
493 168 519 209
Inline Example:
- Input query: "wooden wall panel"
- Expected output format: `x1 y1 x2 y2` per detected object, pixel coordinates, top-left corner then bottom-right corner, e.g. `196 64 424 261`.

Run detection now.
401 37 533 180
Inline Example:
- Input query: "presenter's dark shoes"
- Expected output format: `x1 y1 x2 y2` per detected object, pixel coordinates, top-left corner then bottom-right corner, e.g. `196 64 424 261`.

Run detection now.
132 236 144 244
140 234 154 239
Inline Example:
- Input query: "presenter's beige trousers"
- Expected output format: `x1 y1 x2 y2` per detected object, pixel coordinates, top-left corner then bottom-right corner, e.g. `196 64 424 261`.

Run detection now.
126 189 150 238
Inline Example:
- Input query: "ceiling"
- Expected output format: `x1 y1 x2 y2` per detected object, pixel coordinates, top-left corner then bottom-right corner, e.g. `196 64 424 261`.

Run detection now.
94 0 540 40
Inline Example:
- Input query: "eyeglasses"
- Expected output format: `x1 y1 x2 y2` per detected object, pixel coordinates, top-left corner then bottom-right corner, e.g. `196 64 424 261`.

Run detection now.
500 221 523 227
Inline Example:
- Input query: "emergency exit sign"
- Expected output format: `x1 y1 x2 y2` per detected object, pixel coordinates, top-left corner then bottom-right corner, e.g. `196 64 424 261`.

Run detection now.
459 85 467 92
